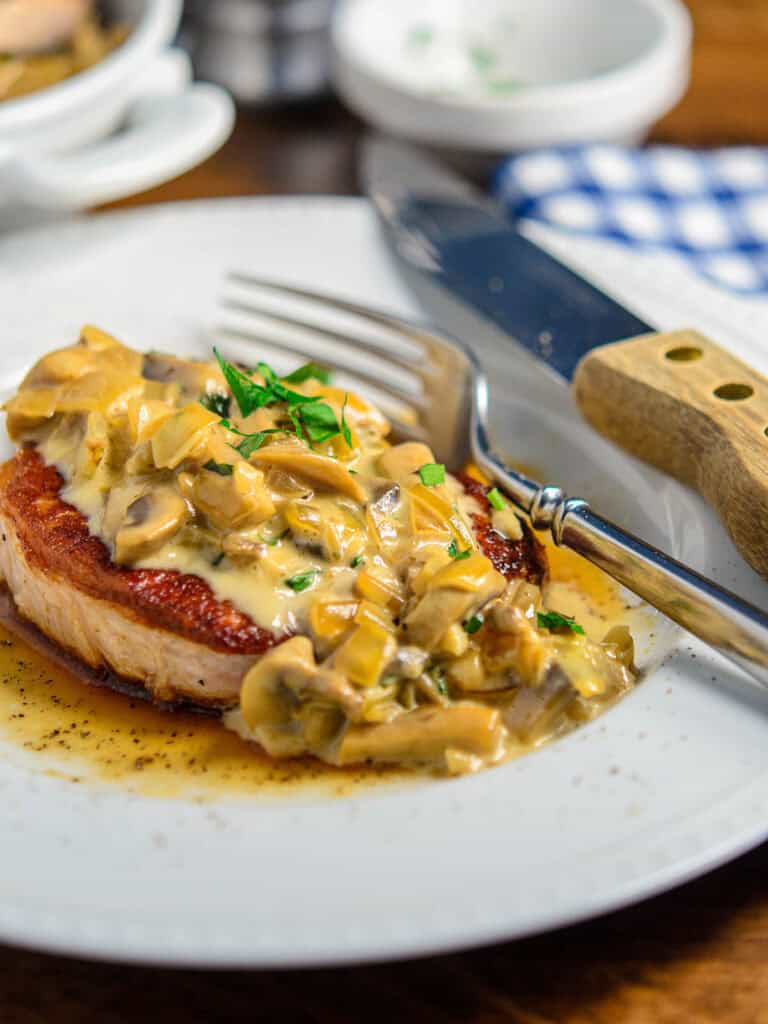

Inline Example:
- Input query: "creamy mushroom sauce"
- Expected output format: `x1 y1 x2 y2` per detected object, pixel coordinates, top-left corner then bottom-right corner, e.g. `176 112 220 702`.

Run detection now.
4 327 637 775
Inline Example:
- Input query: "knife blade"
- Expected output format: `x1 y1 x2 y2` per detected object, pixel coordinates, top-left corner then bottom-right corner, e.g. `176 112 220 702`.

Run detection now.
361 137 768 582
361 137 651 380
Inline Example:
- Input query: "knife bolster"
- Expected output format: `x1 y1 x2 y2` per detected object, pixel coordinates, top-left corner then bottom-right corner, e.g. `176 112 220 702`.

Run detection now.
572 329 768 577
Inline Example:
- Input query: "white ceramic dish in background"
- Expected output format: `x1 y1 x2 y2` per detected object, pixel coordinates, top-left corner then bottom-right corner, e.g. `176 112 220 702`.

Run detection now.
1 197 768 968
332 0 691 151
0 0 234 217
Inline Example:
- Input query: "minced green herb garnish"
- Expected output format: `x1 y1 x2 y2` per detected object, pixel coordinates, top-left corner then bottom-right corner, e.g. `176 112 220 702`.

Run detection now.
341 394 353 448
282 362 332 386
203 460 234 476
463 613 484 635
537 611 585 635
447 540 471 561
213 350 344 446
199 392 230 417
487 487 506 511
285 569 319 592
418 463 445 487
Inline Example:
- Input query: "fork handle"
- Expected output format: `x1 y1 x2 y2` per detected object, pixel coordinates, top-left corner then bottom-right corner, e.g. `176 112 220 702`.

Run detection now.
572 328 768 579
474 451 768 689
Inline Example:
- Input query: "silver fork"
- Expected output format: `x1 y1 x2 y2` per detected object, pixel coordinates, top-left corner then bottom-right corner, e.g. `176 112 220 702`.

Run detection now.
218 272 768 689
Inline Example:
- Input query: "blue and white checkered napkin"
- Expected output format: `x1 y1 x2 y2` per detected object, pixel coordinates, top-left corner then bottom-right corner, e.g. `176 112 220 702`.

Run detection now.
493 146 768 295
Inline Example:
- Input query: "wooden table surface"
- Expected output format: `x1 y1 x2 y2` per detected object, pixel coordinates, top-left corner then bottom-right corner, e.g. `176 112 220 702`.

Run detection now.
3 1 768 1021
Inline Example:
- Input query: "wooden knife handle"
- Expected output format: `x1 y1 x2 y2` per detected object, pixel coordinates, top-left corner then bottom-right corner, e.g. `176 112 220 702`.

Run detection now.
572 329 768 579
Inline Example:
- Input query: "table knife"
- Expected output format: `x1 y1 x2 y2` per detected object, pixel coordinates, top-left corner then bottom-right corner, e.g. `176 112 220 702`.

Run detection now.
362 138 768 581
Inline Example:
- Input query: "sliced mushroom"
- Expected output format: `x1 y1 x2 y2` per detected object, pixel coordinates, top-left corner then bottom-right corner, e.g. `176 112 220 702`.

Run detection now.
150 403 220 469
284 498 366 563
21 344 95 389
481 611 554 689
436 622 469 658
249 445 366 502
406 589 480 650
265 467 314 501
186 461 276 530
484 585 634 697
125 397 173 445
221 528 267 561
3 386 62 439
602 625 635 668
55 369 145 416
552 632 635 700
474 580 552 687
240 638 310 733
124 441 155 476
356 563 405 613
487 580 541 632
73 410 109 481
114 487 188 564
100 478 148 542
321 508 367 563
369 480 401 515
79 324 122 353
386 645 428 680
4 337 140 437
414 671 451 706
403 553 506 650
500 666 576 744
336 702 507 770
377 442 436 484
330 620 397 688
25 334 143 388
309 599 360 649
142 352 226 402
447 649 486 692
237 636 363 758
408 482 473 549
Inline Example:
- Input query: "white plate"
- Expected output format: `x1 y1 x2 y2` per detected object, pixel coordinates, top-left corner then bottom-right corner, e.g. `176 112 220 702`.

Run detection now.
1 197 768 968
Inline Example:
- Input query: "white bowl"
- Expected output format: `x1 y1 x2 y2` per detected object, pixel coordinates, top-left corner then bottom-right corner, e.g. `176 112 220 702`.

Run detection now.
332 0 692 151
0 0 234 216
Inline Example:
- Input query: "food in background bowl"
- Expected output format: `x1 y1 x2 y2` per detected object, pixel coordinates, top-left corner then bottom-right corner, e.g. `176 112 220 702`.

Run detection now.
0 328 637 776
0 0 127 101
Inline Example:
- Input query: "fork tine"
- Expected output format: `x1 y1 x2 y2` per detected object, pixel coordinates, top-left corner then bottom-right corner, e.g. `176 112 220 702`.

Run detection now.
220 297 426 385
384 417 432 445
227 273 444 361
214 324 429 412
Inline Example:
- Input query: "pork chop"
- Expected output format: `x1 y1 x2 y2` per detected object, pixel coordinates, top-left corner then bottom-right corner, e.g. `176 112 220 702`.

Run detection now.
0 448 274 706
0 448 546 708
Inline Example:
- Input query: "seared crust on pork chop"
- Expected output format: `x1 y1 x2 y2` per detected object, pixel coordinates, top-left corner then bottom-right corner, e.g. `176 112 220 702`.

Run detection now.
458 473 547 584
0 449 546 708
0 449 275 705
0 449 274 653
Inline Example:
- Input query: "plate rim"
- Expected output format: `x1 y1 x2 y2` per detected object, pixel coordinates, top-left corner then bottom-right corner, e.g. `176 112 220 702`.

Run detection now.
0 194 766 969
